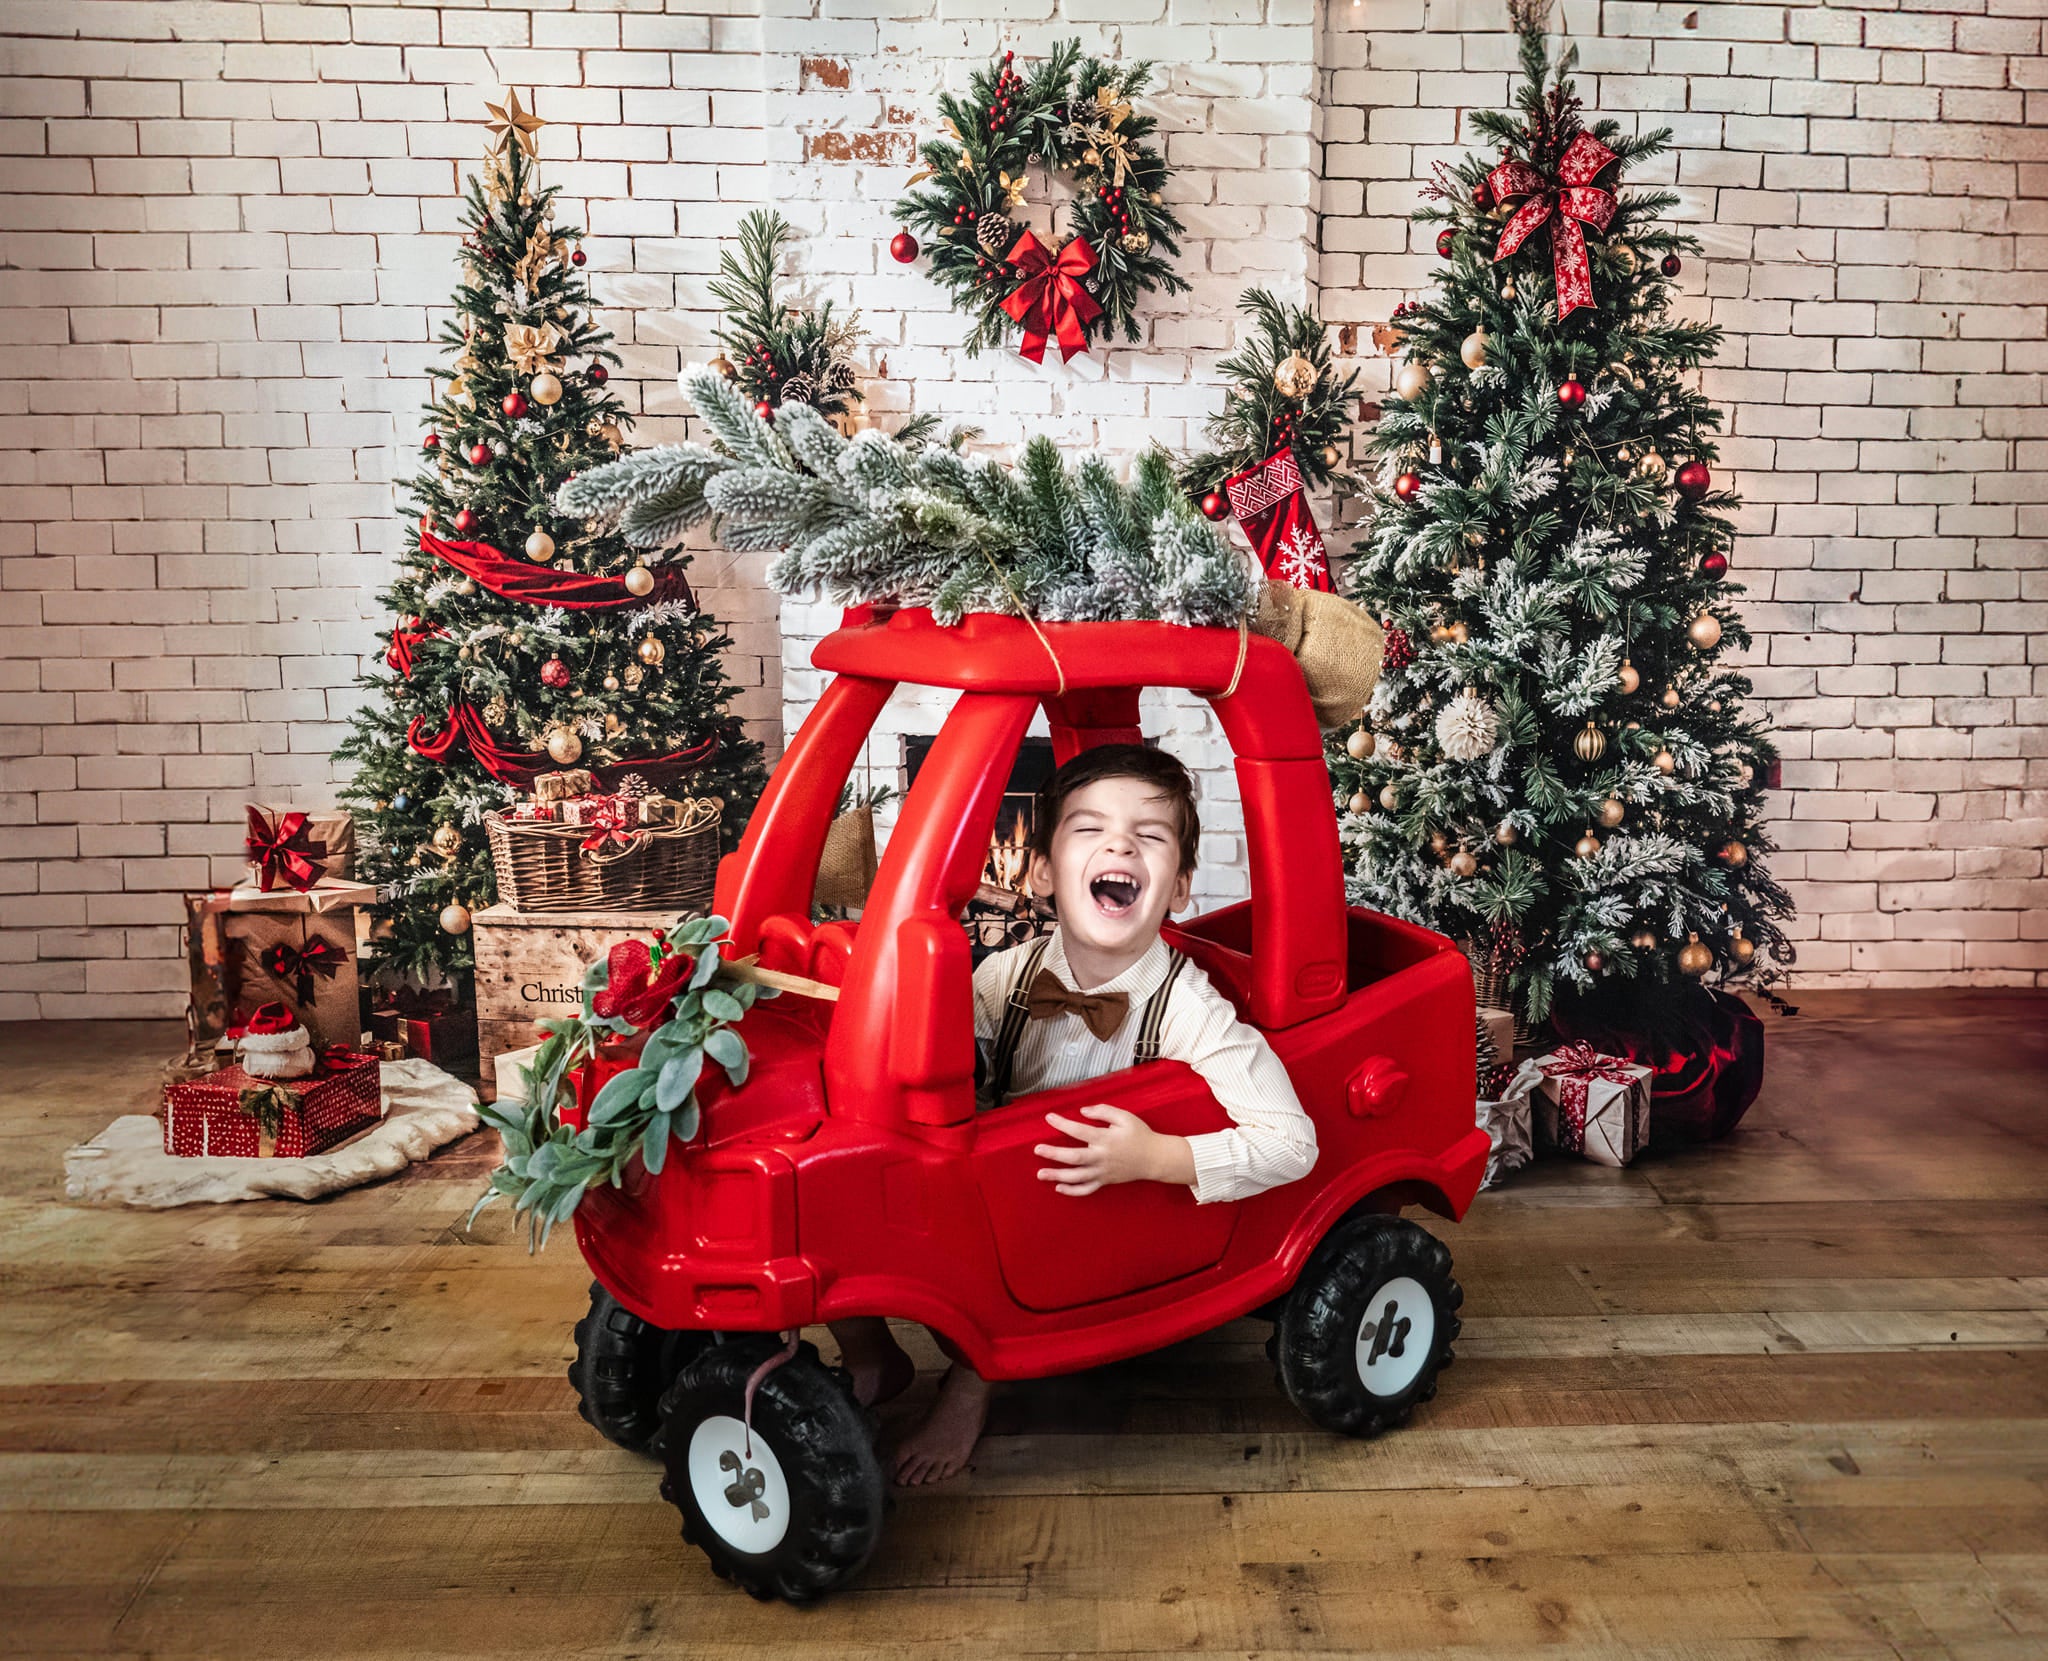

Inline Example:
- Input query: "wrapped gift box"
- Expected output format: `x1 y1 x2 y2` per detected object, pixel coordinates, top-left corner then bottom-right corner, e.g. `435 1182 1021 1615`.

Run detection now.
368 988 478 1072
221 878 374 1050
245 804 355 893
1478 1005 1517 1066
1533 1041 1654 1167
162 1051 381 1158
1476 1058 1543 1190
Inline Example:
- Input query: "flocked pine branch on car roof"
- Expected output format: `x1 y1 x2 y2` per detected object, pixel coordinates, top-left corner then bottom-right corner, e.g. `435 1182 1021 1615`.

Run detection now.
556 372 1259 629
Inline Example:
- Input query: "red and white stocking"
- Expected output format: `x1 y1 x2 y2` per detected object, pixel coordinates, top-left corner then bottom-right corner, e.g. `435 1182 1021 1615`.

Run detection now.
1222 446 1333 591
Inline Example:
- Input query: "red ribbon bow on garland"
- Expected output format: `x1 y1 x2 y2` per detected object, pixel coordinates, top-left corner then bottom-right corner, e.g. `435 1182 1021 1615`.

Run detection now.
1487 132 1619 319
258 936 347 1006
1000 231 1104 364
1537 1040 1641 1153
244 808 330 894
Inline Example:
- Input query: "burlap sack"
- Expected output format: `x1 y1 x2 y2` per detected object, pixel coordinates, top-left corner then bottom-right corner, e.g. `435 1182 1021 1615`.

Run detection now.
1250 581 1385 728
814 805 879 911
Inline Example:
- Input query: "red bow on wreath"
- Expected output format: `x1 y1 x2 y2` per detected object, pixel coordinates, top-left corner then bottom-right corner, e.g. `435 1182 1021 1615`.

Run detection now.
1488 133 1619 319
1537 1040 1640 1153
245 807 330 893
1000 231 1104 364
258 936 347 1006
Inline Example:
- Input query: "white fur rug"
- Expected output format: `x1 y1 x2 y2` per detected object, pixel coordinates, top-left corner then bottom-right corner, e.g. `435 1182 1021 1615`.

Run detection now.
64 1058 481 1209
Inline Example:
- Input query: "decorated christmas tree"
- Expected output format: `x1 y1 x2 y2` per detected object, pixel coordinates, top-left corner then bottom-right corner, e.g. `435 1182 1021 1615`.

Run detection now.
336 92 763 979
1329 7 1793 1027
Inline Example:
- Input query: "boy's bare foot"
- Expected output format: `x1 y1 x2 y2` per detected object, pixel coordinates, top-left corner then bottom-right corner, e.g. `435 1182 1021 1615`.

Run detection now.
827 1317 917 1408
892 1365 992 1486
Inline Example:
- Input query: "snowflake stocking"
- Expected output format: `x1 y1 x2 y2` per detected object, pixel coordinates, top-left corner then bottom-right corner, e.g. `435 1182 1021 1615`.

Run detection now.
1222 446 1333 591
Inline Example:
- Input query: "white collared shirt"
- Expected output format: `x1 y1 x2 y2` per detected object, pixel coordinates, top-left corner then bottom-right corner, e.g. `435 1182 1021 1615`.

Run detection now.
972 927 1318 1205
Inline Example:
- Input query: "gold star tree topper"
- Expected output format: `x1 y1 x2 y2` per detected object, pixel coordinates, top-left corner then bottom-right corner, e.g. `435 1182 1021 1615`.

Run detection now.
484 88 547 158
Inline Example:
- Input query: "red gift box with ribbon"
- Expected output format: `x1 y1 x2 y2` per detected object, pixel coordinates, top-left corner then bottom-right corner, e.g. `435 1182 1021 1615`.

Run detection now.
161 1049 382 1158
1532 1040 1652 1167
244 805 354 894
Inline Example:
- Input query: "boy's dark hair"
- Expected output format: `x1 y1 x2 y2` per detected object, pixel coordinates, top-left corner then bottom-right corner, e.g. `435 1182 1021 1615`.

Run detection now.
1030 743 1200 875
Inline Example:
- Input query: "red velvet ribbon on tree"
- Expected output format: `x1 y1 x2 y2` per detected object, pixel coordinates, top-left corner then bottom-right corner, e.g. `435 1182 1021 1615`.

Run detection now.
405 699 724 790
244 807 331 893
1487 132 1619 318
386 617 444 678
1537 1039 1639 1153
418 532 694 612
258 935 347 1006
1000 232 1104 364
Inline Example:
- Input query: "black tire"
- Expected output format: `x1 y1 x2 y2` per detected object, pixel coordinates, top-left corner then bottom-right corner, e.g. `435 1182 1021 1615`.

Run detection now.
568 1282 710 1453
1274 1213 1462 1437
655 1337 885 1604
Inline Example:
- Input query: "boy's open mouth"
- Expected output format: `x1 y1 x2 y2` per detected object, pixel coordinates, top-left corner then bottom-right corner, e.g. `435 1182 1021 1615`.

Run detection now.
1088 872 1142 917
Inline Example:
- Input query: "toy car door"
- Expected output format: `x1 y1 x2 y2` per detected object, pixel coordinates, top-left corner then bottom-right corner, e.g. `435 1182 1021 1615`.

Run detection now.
970 1062 1239 1312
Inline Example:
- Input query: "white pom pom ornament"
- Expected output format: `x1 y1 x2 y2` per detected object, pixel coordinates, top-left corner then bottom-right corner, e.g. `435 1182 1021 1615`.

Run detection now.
1434 685 1500 762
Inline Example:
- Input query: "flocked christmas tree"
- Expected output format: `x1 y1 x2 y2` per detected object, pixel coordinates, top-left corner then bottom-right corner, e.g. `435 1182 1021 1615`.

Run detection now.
1329 5 1793 1027
337 91 763 979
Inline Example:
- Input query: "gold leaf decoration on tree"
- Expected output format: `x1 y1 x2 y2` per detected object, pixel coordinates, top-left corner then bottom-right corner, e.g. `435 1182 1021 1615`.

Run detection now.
513 226 568 290
1077 85 1136 187
504 321 565 375
483 88 547 159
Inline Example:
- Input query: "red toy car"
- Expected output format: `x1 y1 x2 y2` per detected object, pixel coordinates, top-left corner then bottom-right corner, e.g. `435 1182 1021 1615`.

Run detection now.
565 606 1487 1602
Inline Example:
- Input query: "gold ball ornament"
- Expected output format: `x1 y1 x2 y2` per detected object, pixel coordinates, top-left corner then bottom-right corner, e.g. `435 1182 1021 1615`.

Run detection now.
1653 747 1677 774
1575 830 1602 859
709 353 736 381
1618 659 1641 694
623 564 655 598
524 527 556 564
1345 729 1376 760
1494 820 1518 845
1730 930 1757 965
1720 839 1749 867
1501 280 1516 300
430 823 463 859
529 371 564 406
1379 782 1402 811
1348 791 1372 815
602 674 620 692
1597 796 1626 828
1459 329 1489 370
1737 761 1755 786
546 727 584 765
439 902 473 936
1273 352 1319 400
1574 721 1608 762
1448 848 1478 878
1320 444 1343 468
1661 686 1682 709
637 635 665 667
1678 932 1713 976
1395 361 1431 402
1688 612 1723 650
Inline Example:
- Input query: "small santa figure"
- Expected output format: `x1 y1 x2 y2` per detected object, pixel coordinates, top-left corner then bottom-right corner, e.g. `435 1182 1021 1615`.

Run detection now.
235 1002 316 1081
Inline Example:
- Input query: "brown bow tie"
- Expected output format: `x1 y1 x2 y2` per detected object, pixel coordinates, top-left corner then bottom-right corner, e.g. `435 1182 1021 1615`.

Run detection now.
1024 968 1130 1042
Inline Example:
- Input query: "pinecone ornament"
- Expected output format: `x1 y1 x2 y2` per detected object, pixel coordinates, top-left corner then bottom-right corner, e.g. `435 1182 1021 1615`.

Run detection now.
976 213 1015 255
1435 686 1500 762
779 371 816 405
616 773 653 800
823 356 858 393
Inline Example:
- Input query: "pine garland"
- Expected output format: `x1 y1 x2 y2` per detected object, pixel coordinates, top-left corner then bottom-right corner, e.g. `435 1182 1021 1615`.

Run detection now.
708 210 864 419
1180 288 1364 498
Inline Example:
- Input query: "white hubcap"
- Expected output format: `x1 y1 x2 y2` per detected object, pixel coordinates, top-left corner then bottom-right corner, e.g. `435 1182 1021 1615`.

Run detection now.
687 1414 792 1554
1355 1275 1434 1398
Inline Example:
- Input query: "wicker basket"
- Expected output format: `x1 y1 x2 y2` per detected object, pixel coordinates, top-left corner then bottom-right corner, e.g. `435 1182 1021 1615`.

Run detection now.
1463 939 1535 1052
484 800 720 913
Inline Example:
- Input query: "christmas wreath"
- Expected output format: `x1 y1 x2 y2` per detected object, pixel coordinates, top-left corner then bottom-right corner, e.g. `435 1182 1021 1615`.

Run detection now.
891 39 1188 363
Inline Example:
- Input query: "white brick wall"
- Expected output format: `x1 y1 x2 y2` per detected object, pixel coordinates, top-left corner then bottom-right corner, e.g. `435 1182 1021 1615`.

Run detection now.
1 0 2040 1016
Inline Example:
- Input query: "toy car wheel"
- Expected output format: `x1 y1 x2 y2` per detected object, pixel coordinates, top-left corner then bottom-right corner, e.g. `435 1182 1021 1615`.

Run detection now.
656 1336 885 1604
1274 1213 1462 1437
569 1281 710 1453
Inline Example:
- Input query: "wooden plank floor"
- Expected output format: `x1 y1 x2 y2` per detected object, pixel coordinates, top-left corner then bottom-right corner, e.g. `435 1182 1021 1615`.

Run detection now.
3 991 2044 1659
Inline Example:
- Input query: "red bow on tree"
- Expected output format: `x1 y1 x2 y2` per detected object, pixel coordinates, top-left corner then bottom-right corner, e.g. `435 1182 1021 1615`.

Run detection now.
590 938 694 1031
1537 1040 1640 1152
258 936 347 1005
1000 231 1104 364
245 807 330 893
1487 132 1619 318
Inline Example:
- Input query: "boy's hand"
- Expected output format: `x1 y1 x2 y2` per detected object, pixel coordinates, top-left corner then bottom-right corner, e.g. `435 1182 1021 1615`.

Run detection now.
1036 1106 1196 1196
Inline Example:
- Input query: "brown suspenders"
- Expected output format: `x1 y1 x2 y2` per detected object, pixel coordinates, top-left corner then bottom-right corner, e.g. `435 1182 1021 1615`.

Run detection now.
986 942 1188 1108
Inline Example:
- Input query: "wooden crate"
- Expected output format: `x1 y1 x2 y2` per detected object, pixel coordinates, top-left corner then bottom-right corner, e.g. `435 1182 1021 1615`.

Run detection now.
470 902 696 1095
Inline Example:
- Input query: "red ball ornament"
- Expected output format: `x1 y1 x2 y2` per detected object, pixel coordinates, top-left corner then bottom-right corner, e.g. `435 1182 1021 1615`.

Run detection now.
1661 253 1682 277
502 392 528 419
539 657 571 690
1436 228 1456 258
1557 378 1587 409
1472 178 1492 210
570 247 587 266
890 228 919 264
467 442 490 465
754 400 774 420
1393 471 1423 501
453 509 476 533
422 432 439 450
418 514 434 533
1701 551 1729 577
1675 460 1712 500
1199 490 1229 522
588 364 608 384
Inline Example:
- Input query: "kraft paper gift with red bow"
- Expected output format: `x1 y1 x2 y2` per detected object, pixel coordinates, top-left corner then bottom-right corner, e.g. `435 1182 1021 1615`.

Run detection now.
244 804 355 893
222 893 364 1051
1533 1040 1653 1167
161 1048 381 1158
